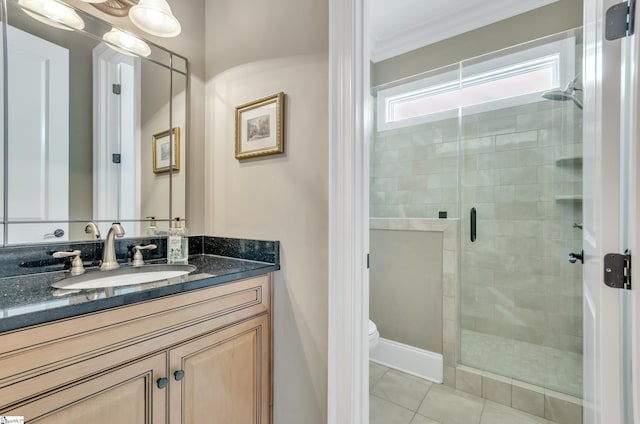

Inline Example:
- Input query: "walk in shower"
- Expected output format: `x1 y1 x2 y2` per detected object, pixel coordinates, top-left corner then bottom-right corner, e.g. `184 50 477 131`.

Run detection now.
370 28 583 398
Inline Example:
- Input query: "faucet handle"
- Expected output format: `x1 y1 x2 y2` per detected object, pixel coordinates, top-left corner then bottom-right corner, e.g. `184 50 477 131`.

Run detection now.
52 250 85 276
132 244 157 267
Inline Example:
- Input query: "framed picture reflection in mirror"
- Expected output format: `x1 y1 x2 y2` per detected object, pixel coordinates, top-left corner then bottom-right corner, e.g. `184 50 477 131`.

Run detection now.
153 127 180 173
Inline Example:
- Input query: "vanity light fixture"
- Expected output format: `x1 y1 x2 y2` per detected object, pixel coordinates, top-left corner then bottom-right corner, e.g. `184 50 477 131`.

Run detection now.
90 0 136 17
102 27 151 57
18 0 85 30
128 0 181 38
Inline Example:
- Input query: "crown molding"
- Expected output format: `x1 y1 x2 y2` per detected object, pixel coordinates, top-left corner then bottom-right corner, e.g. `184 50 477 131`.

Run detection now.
371 0 559 63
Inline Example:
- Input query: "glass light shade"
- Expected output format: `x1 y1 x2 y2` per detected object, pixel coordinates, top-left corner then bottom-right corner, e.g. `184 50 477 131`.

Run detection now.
129 0 181 38
19 0 85 30
102 28 151 57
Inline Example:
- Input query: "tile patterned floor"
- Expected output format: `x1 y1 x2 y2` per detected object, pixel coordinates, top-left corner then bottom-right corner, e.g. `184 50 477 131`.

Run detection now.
460 330 582 397
370 362 554 424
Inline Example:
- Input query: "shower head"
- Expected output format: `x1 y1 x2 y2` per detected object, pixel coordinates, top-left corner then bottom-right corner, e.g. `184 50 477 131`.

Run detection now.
542 90 574 102
542 73 583 110
541 89 583 109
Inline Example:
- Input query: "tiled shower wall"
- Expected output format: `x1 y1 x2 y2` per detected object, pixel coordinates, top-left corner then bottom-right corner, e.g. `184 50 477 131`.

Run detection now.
371 100 583 390
459 102 582 354
372 117 460 219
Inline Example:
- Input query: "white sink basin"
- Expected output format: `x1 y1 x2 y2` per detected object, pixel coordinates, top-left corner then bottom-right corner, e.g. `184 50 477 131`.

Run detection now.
51 264 197 290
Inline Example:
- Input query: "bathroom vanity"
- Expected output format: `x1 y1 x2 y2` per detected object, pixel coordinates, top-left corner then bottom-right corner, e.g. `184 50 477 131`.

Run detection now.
0 237 279 423
0 2 280 421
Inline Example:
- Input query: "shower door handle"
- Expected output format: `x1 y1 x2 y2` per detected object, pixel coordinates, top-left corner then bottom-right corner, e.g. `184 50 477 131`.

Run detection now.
470 207 477 242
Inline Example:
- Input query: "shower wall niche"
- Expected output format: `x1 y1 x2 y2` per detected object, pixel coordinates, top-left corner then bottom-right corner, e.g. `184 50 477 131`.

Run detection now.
371 29 583 398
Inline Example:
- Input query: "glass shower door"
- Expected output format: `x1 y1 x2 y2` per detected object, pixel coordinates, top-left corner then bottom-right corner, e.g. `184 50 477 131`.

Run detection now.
458 29 584 397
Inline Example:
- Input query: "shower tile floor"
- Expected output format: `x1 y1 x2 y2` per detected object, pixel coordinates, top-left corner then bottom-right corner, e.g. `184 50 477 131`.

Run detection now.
460 330 582 398
370 362 553 424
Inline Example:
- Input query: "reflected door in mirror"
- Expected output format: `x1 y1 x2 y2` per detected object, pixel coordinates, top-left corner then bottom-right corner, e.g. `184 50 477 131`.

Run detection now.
8 26 69 243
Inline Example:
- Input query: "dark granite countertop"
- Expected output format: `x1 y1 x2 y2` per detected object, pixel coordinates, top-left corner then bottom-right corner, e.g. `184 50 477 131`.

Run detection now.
0 236 280 333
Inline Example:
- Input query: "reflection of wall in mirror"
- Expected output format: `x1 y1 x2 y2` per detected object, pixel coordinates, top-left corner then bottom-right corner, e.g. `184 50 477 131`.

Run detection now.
63 0 203 236
140 60 187 233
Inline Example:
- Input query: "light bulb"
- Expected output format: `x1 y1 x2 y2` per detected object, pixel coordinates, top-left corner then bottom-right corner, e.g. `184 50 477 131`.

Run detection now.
102 28 151 57
121 36 134 48
145 8 165 25
42 0 66 19
129 0 181 38
19 0 85 30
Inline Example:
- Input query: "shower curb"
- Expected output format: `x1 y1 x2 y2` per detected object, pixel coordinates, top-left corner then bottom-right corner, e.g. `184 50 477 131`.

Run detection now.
453 365 583 424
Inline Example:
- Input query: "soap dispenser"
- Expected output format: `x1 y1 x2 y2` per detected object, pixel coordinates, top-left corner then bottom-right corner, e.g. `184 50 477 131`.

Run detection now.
146 216 157 236
167 218 188 264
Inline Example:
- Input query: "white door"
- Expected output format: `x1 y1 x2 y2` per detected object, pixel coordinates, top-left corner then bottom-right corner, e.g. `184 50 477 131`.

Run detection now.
7 25 69 243
583 0 637 422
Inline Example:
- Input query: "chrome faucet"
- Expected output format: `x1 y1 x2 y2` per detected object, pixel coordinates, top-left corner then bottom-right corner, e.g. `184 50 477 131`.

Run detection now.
84 222 101 239
100 223 125 271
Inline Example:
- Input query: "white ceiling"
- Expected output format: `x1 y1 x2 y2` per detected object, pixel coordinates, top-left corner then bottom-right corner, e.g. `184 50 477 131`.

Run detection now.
370 0 559 62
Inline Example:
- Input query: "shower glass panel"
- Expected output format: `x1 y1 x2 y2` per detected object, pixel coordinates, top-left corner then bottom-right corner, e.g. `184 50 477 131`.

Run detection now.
459 29 583 397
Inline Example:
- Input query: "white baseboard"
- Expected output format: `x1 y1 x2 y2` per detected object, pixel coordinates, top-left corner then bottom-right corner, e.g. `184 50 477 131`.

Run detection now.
370 338 443 383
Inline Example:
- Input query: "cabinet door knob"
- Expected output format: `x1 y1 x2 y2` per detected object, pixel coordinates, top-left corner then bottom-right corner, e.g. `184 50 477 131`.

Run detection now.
157 377 169 389
174 370 185 381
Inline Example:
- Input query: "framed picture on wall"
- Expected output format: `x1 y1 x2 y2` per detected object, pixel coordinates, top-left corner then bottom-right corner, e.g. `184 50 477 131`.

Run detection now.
152 127 180 173
235 92 285 160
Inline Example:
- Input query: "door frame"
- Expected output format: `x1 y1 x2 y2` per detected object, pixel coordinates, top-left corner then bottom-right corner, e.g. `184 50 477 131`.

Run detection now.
582 0 623 422
327 0 369 422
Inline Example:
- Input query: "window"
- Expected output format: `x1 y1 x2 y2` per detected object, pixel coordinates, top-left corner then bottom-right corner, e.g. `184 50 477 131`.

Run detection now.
376 37 576 131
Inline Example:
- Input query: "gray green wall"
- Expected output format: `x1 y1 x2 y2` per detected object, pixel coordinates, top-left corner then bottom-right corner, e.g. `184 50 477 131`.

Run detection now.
372 0 583 87
370 229 444 353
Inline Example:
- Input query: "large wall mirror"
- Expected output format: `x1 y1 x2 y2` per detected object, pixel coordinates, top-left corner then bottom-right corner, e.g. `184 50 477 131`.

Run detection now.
0 0 188 246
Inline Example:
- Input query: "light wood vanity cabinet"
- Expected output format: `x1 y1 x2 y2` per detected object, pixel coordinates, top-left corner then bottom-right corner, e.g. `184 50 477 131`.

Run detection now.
0 274 273 424
3 353 168 424
170 315 270 423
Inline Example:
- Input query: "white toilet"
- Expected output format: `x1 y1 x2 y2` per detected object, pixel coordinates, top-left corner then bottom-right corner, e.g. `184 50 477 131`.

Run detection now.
369 319 380 348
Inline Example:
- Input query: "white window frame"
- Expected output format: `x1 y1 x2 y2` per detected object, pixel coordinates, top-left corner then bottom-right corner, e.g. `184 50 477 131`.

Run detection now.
376 36 576 132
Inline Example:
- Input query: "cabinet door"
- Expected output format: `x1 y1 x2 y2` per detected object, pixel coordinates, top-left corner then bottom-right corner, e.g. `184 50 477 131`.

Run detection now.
169 315 270 424
3 353 167 424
